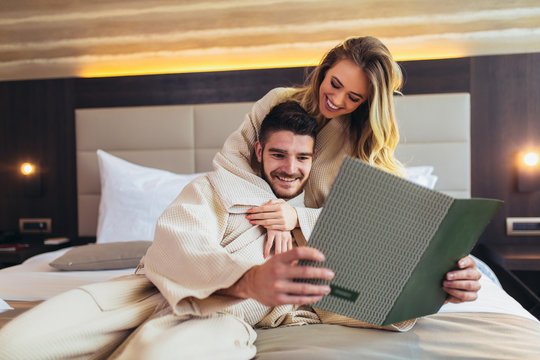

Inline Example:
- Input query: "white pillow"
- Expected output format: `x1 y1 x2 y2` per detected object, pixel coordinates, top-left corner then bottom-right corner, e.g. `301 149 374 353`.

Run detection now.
404 166 438 190
96 150 206 243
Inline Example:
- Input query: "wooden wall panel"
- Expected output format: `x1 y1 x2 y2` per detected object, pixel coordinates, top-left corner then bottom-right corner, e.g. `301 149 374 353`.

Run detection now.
400 58 470 94
0 79 77 239
74 67 308 109
471 53 540 245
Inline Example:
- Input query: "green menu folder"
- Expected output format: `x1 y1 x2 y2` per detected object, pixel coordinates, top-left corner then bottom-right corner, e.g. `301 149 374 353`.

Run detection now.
299 156 502 326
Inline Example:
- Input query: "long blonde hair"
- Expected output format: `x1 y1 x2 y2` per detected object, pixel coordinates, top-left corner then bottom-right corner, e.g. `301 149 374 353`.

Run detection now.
290 36 403 175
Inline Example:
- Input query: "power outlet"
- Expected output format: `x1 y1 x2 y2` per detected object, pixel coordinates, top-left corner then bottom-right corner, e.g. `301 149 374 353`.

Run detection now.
506 217 540 236
19 218 52 234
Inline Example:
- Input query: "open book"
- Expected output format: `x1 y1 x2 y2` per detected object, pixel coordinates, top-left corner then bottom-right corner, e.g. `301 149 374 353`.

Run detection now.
299 157 502 326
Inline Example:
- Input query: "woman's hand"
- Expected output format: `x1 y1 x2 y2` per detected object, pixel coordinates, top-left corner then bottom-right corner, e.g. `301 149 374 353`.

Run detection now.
443 255 482 303
265 229 293 259
247 199 298 231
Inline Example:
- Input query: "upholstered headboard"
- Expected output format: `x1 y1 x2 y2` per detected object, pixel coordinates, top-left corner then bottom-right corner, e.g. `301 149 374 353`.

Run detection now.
75 93 470 237
393 93 470 199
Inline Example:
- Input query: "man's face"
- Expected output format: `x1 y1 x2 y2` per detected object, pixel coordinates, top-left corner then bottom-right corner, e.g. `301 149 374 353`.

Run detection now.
255 130 315 200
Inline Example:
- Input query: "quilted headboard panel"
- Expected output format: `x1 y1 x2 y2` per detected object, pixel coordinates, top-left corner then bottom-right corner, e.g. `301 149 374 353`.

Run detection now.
394 93 470 199
75 93 470 237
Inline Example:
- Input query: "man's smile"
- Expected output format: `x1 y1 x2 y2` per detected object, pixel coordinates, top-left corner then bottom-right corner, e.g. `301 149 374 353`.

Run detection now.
272 172 302 185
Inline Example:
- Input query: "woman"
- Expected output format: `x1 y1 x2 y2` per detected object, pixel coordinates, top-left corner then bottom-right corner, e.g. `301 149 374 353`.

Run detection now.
215 36 481 304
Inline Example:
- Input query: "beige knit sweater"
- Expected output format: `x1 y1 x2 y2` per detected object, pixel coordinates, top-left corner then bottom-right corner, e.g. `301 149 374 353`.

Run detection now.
144 88 415 331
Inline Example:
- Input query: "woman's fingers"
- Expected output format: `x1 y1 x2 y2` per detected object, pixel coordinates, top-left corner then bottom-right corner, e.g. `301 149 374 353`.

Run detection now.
248 204 280 214
443 287 479 303
443 256 481 303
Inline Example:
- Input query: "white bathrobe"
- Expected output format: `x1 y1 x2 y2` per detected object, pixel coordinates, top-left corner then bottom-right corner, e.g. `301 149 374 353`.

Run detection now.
142 166 322 328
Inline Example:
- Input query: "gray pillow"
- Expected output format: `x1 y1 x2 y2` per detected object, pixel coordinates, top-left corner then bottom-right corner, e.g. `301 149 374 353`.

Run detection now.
49 241 152 271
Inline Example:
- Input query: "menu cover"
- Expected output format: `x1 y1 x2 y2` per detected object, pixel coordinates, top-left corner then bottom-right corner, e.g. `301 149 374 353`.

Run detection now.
299 157 502 326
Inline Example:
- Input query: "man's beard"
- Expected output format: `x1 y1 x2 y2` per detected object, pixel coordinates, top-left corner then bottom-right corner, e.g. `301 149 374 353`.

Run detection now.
260 157 305 200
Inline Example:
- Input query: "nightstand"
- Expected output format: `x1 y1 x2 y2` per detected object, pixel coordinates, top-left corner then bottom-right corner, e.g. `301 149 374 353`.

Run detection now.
0 238 72 269
480 244 540 271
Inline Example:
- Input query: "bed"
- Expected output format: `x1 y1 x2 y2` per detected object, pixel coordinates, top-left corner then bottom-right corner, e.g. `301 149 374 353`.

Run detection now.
1 92 540 359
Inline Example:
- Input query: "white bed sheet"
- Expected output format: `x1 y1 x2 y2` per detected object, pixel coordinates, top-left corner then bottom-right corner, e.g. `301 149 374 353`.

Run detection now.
0 247 135 301
438 274 538 322
0 299 13 314
0 247 537 324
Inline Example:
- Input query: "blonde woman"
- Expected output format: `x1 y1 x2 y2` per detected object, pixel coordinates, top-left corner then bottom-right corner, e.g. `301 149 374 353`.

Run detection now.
215 36 481 305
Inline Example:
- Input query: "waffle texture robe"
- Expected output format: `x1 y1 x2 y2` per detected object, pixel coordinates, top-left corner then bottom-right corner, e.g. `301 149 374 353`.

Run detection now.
142 167 322 328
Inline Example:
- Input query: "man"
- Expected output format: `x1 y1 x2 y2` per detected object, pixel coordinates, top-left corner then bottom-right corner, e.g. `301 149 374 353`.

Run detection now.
130 101 338 359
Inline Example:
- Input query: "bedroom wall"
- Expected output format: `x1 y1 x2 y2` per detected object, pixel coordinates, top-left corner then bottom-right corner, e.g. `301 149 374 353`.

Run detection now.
470 53 540 246
0 53 539 248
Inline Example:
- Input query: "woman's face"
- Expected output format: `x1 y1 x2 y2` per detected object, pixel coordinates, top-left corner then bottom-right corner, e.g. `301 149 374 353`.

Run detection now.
318 58 370 119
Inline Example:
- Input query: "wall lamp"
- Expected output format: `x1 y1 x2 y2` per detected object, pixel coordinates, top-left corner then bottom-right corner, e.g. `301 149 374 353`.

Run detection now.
517 150 540 192
20 161 41 196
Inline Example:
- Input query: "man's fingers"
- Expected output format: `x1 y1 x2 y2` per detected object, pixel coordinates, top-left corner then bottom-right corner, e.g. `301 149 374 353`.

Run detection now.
284 264 335 281
274 247 326 264
274 240 292 255
275 236 282 254
264 236 274 259
280 237 290 255
276 280 331 296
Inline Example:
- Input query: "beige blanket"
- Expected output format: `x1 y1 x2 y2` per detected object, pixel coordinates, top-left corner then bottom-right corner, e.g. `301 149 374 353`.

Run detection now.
255 313 540 359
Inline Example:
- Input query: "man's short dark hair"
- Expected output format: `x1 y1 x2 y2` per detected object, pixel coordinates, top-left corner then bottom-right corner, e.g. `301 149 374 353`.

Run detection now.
259 101 318 147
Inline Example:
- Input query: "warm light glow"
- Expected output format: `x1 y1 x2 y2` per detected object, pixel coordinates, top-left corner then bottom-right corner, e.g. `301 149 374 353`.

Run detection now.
523 152 539 167
77 42 464 79
20 162 35 175
78 53 318 78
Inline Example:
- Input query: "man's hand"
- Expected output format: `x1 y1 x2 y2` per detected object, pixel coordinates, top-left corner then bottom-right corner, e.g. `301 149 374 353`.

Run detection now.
247 199 298 231
221 247 334 307
265 229 293 258
443 255 482 303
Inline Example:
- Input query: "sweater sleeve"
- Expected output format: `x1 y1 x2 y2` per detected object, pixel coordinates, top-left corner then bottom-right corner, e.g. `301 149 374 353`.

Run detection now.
143 177 258 316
